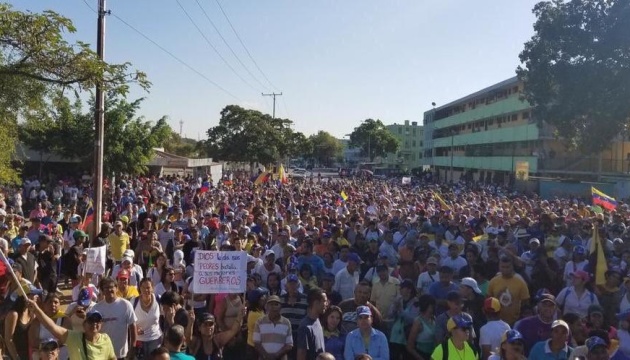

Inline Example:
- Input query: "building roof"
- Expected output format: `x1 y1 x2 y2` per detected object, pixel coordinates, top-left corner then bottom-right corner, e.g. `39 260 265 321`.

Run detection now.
431 76 518 113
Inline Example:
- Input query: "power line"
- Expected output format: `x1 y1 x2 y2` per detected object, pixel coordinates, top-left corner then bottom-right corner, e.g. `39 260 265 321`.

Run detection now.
193 0 270 92
214 0 278 90
80 0 240 100
175 0 259 93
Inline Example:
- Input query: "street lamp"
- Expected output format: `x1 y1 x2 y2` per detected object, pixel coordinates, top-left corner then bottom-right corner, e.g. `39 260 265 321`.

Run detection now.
449 129 455 183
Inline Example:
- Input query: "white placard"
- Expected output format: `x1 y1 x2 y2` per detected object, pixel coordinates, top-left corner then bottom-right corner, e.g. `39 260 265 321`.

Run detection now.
192 251 247 294
402 177 411 185
84 246 106 275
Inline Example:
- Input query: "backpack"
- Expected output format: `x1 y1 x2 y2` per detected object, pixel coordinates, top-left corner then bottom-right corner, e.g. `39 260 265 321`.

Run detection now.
560 288 595 307
441 338 478 360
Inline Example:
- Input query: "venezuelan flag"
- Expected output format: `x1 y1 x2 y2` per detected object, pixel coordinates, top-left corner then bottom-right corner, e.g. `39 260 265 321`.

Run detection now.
80 200 94 231
591 187 617 211
278 164 288 184
200 181 210 193
254 172 271 185
589 225 608 286
340 191 348 201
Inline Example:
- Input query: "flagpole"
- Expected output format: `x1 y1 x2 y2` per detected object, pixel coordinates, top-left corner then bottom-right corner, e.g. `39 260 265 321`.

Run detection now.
0 252 29 299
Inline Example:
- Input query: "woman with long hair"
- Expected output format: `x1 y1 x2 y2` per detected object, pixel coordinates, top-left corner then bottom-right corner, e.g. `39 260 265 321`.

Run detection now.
322 305 346 360
266 272 282 296
488 329 526 360
389 279 420 359
185 311 244 360
154 265 180 297
4 294 33 360
406 294 437 360
136 229 163 272
133 278 163 358
147 252 168 285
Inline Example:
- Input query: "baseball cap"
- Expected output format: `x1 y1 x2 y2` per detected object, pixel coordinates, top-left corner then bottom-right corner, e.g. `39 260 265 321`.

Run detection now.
426 257 438 265
22 284 43 296
122 256 134 264
447 313 473 332
77 288 91 307
266 295 281 305
588 304 604 316
551 319 570 333
529 238 540 245
197 312 215 324
501 329 524 344
263 249 275 258
19 238 32 246
460 277 482 295
39 338 59 352
574 245 587 255
347 253 361 263
287 274 299 283
483 297 501 313
123 249 135 258
585 336 608 352
356 305 372 317
117 269 130 280
85 310 103 323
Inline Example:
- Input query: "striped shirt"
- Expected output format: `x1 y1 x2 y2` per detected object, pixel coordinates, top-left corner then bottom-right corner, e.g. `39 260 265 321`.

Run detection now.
253 315 293 358
280 293 308 334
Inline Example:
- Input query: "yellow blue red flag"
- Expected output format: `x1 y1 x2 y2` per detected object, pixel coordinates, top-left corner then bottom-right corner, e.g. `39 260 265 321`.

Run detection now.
591 187 617 211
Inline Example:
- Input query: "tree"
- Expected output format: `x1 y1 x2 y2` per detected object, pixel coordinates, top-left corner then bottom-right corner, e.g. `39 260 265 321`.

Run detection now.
348 119 400 161
308 131 343 166
0 3 148 183
517 0 630 153
19 94 171 175
163 132 203 158
205 105 295 165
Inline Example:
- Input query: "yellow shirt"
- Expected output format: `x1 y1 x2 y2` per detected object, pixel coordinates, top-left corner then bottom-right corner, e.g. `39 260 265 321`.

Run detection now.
247 310 264 346
487 274 530 325
107 231 130 261
66 329 116 360
116 286 140 301
431 338 477 360
370 278 400 317
336 237 350 247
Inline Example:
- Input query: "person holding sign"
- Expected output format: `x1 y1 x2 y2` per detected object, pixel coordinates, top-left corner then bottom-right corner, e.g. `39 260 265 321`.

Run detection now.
185 310 244 360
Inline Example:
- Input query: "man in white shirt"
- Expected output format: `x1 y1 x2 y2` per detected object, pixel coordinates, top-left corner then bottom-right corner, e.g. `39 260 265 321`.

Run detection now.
93 277 137 359
440 243 468 275
479 297 511 360
417 257 440 295
332 246 350 275
333 252 361 300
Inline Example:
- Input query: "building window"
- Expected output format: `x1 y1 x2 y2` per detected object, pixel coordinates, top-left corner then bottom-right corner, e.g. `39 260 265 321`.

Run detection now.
512 114 517 121
412 140 416 147
412 129 416 136
398 128 402 134
523 111 530 119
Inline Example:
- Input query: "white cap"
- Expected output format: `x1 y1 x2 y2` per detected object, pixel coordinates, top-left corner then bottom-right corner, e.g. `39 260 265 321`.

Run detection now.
460 277 482 294
263 249 275 258
123 249 135 258
529 238 540 245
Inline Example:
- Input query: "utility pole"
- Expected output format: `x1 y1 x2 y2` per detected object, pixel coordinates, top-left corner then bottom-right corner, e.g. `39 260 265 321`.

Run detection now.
92 0 109 239
262 92 282 118
179 119 183 137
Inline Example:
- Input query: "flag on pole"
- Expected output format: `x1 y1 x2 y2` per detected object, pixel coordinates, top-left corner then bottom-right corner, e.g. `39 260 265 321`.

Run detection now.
340 191 348 202
200 181 210 193
254 172 271 185
80 200 94 231
431 191 451 211
278 164 289 184
590 225 608 286
591 187 617 211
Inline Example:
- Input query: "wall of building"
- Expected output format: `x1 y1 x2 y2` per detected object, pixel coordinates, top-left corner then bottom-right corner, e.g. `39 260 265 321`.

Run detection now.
383 120 424 170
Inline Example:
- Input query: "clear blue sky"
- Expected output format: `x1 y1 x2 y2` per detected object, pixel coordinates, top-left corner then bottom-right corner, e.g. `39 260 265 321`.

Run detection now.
11 0 540 139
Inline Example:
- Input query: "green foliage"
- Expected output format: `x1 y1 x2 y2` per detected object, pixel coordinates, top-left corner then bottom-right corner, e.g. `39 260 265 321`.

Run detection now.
0 3 149 183
517 0 630 153
205 105 302 165
308 131 343 166
163 132 204 158
19 94 171 175
348 119 400 161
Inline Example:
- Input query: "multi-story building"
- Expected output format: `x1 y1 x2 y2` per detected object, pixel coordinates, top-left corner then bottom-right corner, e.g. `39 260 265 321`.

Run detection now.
383 120 424 172
423 76 630 184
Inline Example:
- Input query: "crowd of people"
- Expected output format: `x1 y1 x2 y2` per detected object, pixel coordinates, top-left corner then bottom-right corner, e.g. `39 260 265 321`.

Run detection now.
0 172 627 359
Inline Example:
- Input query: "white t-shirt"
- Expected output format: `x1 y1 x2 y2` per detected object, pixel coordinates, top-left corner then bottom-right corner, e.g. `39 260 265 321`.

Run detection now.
479 320 511 354
111 264 144 286
556 286 599 318
93 297 138 358
131 295 162 342
440 256 468 273
562 260 589 286
157 229 175 251
254 263 281 284
417 271 440 295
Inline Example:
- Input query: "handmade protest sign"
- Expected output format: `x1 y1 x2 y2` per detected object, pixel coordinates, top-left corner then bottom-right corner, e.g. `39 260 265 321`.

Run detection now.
84 246 107 275
192 251 247 294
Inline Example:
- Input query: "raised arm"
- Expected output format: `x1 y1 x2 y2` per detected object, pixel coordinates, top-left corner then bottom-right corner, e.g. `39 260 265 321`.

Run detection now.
28 300 69 344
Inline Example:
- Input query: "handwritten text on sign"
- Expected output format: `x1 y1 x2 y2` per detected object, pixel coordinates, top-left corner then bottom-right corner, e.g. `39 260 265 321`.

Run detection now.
192 251 247 294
